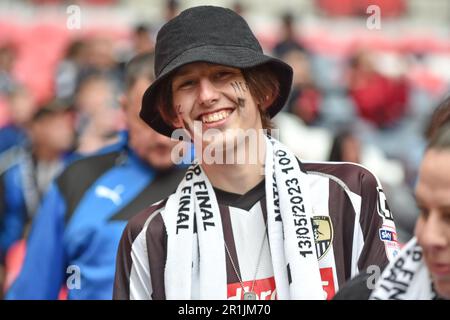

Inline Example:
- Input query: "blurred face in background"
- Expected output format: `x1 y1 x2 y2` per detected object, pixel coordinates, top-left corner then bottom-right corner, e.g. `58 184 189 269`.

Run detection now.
7 87 35 127
85 37 116 71
122 77 177 170
341 134 361 163
133 28 154 55
282 49 312 88
0 45 15 72
74 76 125 136
29 111 75 156
415 149 450 299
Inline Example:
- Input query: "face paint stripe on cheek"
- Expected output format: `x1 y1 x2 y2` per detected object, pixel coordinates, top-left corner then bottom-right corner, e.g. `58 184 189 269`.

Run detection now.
238 98 245 109
175 103 197 141
231 81 248 95
175 104 188 130
230 81 248 115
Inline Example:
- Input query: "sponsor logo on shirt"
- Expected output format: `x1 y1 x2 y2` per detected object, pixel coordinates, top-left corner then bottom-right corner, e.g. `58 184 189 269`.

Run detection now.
227 277 276 300
379 225 400 260
379 228 397 242
320 267 336 300
227 270 336 300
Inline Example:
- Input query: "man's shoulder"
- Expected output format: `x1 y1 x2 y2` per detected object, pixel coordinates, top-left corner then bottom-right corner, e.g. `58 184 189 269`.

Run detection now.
333 271 374 300
302 160 380 196
57 150 122 185
0 145 25 175
126 199 168 239
55 149 126 209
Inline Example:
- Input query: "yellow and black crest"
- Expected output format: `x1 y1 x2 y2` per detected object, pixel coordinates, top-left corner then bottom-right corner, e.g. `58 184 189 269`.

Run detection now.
311 216 334 260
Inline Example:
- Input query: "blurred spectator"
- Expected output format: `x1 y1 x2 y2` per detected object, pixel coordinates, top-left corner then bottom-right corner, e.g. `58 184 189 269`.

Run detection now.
25 101 75 192
277 115 419 244
316 0 406 17
85 37 118 72
5 52 187 300
327 129 418 244
333 122 450 301
0 86 35 154
132 24 154 55
273 111 333 161
232 1 244 16
424 95 450 141
348 50 410 128
273 13 306 59
281 48 322 125
73 73 125 154
0 44 17 96
165 0 180 22
328 130 361 163
0 99 75 289
77 36 125 93
55 39 90 102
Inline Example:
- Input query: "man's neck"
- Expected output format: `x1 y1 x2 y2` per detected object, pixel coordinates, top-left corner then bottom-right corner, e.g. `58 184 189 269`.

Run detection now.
200 133 266 195
33 145 61 162
203 162 264 195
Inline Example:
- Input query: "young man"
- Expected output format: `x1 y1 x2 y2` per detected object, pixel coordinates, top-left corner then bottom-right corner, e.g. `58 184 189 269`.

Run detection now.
113 6 399 300
6 53 187 299
334 123 450 300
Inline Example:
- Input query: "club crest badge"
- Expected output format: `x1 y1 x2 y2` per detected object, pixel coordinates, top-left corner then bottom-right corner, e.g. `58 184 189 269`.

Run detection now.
312 216 334 260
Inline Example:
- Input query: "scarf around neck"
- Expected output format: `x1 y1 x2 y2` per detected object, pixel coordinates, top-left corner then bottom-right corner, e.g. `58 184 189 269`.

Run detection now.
370 237 440 300
161 136 325 300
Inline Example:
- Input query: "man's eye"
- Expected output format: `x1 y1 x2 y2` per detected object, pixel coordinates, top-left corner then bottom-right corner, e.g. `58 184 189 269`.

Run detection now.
442 211 450 223
178 80 195 89
418 207 429 219
215 71 232 79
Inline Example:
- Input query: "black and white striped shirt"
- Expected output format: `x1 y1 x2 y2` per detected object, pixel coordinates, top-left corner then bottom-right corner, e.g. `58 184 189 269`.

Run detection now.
113 161 398 300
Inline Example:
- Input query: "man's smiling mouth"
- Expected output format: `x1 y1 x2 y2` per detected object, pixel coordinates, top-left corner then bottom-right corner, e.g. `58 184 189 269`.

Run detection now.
199 108 234 124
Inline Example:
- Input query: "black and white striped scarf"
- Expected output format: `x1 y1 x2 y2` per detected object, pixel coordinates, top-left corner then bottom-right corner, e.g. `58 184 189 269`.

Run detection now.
370 237 440 300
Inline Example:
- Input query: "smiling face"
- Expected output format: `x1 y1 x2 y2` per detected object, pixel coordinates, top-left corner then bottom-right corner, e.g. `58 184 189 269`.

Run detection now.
415 149 450 299
170 62 264 148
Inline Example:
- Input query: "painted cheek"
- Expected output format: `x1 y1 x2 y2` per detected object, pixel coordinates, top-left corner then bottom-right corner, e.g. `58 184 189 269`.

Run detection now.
230 81 248 101
229 81 250 115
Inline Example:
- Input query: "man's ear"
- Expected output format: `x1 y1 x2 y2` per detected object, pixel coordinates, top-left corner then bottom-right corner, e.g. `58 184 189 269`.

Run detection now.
260 89 279 111
172 116 183 128
160 105 182 129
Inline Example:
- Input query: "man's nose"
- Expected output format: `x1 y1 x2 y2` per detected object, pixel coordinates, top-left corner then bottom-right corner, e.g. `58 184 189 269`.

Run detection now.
198 78 219 106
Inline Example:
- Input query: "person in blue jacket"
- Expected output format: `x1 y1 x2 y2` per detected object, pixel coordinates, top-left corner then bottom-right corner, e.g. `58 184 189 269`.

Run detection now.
6 52 187 299
0 99 76 264
0 86 35 155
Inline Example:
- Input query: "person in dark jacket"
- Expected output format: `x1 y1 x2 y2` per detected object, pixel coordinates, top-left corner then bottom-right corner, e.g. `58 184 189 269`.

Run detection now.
6 52 187 299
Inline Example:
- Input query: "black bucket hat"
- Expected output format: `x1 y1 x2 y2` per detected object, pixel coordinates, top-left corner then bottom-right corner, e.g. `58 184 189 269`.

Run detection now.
140 5 293 137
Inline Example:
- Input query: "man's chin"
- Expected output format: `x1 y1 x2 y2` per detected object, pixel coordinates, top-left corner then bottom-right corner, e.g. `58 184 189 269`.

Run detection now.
434 280 450 299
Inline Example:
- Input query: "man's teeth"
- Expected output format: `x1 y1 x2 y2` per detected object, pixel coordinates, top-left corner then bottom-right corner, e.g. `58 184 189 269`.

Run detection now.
201 110 232 123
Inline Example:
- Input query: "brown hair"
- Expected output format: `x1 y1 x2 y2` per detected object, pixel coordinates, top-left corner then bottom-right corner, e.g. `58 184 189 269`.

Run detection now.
157 64 280 131
125 52 155 90
425 96 450 142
